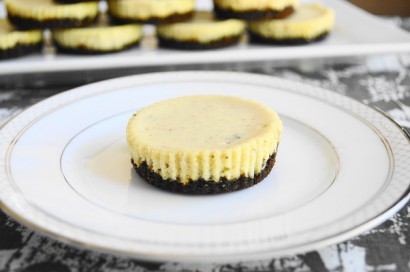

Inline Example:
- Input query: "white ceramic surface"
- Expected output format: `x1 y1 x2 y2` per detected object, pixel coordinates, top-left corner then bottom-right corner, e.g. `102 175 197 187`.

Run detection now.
0 71 409 262
1 0 410 74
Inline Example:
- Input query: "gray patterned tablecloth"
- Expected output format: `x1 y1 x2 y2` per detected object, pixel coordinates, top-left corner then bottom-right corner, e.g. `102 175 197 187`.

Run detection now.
0 52 409 272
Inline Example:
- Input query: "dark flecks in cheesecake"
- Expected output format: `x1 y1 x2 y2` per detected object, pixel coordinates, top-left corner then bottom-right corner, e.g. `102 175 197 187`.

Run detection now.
225 133 242 144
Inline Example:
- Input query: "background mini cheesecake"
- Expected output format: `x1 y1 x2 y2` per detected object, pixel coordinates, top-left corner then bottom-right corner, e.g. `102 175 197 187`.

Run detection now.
156 11 245 50
5 0 99 29
0 19 43 59
108 0 195 24
52 14 142 54
248 3 335 45
213 0 299 20
126 95 282 194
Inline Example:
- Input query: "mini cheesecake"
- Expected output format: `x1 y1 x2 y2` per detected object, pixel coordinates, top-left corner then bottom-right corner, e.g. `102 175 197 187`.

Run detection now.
213 0 298 20
0 19 43 59
52 14 142 54
5 0 99 30
248 3 335 45
108 0 195 24
127 95 282 194
157 11 245 50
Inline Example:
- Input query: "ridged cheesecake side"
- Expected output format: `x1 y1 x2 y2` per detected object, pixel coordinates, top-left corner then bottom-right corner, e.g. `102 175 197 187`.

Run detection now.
108 0 195 24
156 11 245 50
5 0 99 29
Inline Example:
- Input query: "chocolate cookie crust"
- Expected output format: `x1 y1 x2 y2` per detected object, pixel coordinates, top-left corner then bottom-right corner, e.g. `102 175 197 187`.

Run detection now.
7 14 96 30
109 11 193 25
0 42 42 60
214 6 294 20
158 35 241 50
249 31 329 45
132 152 277 194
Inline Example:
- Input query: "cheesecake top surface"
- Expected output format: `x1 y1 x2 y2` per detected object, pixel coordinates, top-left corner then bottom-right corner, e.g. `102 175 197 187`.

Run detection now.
280 3 331 22
127 95 282 151
156 11 245 42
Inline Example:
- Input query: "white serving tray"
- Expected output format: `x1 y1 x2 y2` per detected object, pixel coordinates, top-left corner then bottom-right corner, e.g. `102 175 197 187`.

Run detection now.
0 0 410 75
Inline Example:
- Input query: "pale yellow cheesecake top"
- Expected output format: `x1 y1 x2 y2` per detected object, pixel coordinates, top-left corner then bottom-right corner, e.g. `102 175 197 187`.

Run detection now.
157 11 245 43
214 0 299 12
108 0 195 20
127 95 282 183
52 15 142 51
248 3 335 39
0 19 42 50
5 0 99 20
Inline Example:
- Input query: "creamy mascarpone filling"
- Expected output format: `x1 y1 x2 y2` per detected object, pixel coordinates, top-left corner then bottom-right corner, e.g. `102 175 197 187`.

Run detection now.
248 3 335 39
5 0 99 20
108 0 195 20
214 0 299 12
0 19 42 50
157 12 245 43
127 96 282 183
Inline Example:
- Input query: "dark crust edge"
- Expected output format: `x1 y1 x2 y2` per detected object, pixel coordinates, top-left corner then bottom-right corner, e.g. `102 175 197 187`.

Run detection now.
214 5 294 20
109 11 193 25
7 14 97 30
249 31 330 45
132 151 277 195
158 35 242 50
0 42 42 60
53 39 140 54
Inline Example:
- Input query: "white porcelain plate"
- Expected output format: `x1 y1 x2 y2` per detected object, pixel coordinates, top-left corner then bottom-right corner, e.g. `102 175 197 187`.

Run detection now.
0 71 409 262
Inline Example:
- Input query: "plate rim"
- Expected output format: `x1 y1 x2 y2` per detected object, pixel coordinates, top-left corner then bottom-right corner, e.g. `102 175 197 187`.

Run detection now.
0 70 409 262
